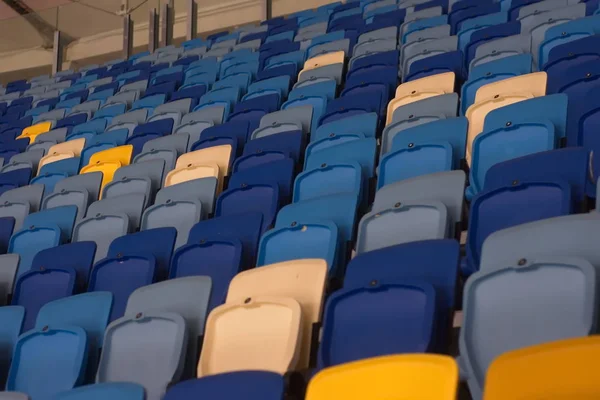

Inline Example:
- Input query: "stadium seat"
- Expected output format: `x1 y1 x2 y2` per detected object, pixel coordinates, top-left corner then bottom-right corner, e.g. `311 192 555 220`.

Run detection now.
97 312 186 400
198 295 302 376
227 259 327 369
6 326 87 398
125 277 211 379
459 257 596 399
484 336 600 400
307 355 458 400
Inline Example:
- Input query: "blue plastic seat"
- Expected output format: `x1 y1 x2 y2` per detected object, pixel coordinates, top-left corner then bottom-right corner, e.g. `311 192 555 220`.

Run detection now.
6 326 87 399
317 281 436 370
346 239 459 352
108 227 176 281
187 212 263 270
12 265 77 331
31 241 95 293
164 372 284 400
36 291 112 382
229 157 295 202
466 181 572 275
22 205 77 243
305 136 377 179
89 254 156 322
485 148 588 209
293 162 362 203
216 183 279 229
9 223 62 279
319 91 382 125
257 221 340 273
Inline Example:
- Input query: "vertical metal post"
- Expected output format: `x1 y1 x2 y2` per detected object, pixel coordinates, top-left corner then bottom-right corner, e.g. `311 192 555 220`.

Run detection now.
52 30 63 75
262 0 272 21
123 14 133 60
160 0 173 48
186 0 197 41
149 8 158 53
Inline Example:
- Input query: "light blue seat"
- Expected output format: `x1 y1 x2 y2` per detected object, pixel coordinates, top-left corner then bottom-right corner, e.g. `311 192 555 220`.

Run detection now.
458 257 597 400
9 224 61 278
293 162 362 203
125 277 212 379
6 326 88 399
21 205 77 243
96 312 187 400
374 171 466 237
313 112 378 142
356 201 450 254
382 93 460 156
256 221 340 272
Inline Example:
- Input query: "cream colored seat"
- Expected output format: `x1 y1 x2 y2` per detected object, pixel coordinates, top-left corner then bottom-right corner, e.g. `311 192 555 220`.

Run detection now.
473 72 547 104
386 72 456 125
37 138 86 174
303 51 345 72
226 259 327 369
164 144 232 192
197 295 302 377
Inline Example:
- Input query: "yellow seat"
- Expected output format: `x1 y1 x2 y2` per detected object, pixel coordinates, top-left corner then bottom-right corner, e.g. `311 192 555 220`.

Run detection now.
88 145 133 167
164 163 220 188
226 259 327 369
303 51 345 72
80 161 122 190
16 121 52 144
465 94 534 165
198 295 302 377
168 144 232 192
306 354 459 400
386 72 455 125
37 138 87 175
474 72 547 104
484 336 600 400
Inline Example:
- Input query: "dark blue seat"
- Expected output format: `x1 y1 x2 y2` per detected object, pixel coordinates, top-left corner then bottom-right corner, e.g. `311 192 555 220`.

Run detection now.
0 169 32 195
345 239 460 352
484 148 588 207
234 94 280 114
227 109 267 137
216 183 279 229
319 91 381 125
31 242 96 292
89 254 156 322
466 181 572 274
317 281 436 369
132 118 174 137
144 81 177 100
465 21 521 67
449 3 500 34
56 113 88 130
107 227 177 282
187 212 263 270
406 50 465 82
170 85 208 104
256 65 296 81
164 371 285 400
12 266 77 331
229 158 295 203
173 55 200 67
242 129 303 165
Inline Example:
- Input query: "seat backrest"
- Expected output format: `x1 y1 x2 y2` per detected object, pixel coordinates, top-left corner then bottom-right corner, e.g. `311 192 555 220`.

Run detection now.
459 257 596 399
227 259 327 369
88 255 156 321
0 305 24 386
306 355 458 400
141 198 203 249
484 336 600 400
53 172 102 204
96 312 187 400
198 296 302 377
72 213 129 263
215 184 279 229
86 193 145 231
125 277 212 379
317 282 436 369
293 162 362 203
6 326 87 398
31 241 96 292
102 160 164 208
356 201 450 254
